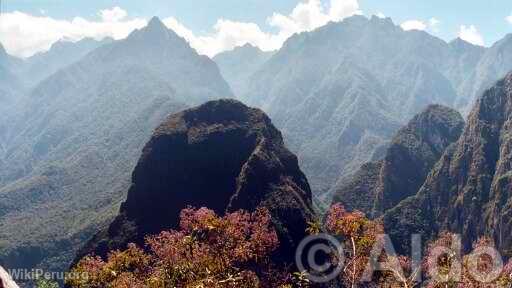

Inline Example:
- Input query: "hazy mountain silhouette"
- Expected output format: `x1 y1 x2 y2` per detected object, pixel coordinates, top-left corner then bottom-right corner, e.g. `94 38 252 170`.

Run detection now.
384 73 512 252
457 34 512 112
0 17 232 272
226 15 489 204
332 105 464 217
19 37 113 88
214 44 274 97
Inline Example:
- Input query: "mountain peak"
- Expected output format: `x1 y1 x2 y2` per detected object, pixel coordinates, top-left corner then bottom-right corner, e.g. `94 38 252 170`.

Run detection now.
127 16 187 44
450 37 480 49
147 16 168 32
231 43 265 55
240 42 259 50
343 14 368 23
450 37 468 44
75 99 315 265
370 14 395 26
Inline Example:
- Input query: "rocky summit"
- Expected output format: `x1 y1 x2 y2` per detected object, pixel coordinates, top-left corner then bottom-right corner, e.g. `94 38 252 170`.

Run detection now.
384 73 512 252
332 104 464 218
76 99 316 264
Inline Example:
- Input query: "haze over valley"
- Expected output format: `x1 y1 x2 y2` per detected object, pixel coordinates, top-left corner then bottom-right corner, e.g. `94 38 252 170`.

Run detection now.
1 1 512 287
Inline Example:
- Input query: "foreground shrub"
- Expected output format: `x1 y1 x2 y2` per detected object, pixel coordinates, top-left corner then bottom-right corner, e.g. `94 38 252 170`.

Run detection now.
68 207 305 287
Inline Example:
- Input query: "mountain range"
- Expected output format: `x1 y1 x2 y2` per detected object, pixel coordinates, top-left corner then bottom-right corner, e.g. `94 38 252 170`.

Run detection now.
0 17 231 272
211 17 512 213
383 73 512 252
2 13 512 279
332 104 465 217
214 15 495 206
18 37 113 89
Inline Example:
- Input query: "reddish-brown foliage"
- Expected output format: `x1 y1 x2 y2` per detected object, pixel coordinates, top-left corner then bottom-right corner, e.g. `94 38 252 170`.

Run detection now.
68 207 303 288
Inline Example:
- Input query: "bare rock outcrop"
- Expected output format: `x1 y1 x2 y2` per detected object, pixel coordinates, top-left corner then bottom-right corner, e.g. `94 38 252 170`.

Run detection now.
75 99 316 265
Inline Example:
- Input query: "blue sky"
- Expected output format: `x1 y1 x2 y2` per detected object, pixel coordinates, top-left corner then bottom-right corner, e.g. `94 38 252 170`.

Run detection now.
2 0 512 57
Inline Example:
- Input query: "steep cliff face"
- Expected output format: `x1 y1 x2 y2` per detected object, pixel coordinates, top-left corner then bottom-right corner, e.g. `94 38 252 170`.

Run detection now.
76 99 315 264
332 105 464 217
384 73 512 252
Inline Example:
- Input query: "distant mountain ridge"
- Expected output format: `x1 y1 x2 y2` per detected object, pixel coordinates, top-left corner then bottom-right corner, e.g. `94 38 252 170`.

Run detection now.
0 44 24 168
4 12 512 280
0 43 23 103
214 44 274 97
0 17 232 274
238 16 464 199
332 104 464 217
458 34 512 112
384 73 512 252
217 15 500 204
19 37 113 88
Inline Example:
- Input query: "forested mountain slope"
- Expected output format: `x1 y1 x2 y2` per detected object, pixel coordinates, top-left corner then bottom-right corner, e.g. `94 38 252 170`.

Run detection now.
0 17 232 273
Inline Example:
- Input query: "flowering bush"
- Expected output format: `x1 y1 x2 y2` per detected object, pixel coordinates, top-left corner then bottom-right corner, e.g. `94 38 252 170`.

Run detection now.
325 203 385 288
68 207 304 288
324 205 512 288
424 233 512 288
69 203 512 288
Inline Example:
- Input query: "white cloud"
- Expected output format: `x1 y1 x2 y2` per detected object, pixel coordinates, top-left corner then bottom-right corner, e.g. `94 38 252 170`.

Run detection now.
458 25 484 46
329 0 361 22
2 0 361 58
400 20 427 31
0 10 146 57
506 13 512 24
429 17 440 26
268 0 360 36
401 18 441 33
99 7 128 22
375 12 386 19
163 17 285 57
165 0 361 57
429 17 440 32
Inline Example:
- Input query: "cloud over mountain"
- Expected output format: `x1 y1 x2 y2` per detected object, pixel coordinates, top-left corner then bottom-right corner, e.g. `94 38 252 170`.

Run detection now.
2 0 361 58
458 25 484 46
165 0 361 56
400 20 427 31
0 8 146 57
400 18 440 33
